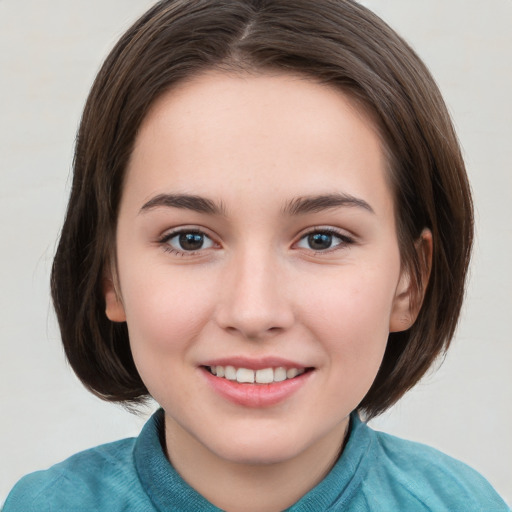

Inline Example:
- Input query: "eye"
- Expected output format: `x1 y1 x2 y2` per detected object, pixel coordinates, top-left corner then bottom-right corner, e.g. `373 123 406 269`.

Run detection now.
296 229 352 252
160 230 216 254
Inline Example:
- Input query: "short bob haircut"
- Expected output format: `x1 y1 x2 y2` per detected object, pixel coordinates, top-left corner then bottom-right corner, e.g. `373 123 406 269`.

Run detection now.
51 0 473 419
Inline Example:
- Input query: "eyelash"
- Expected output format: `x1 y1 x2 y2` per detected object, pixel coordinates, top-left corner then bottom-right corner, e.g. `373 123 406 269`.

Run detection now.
158 229 216 256
295 227 354 254
158 227 354 257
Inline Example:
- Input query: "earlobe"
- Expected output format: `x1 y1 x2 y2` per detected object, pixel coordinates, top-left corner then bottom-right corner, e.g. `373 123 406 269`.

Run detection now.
389 272 415 333
103 275 126 323
389 228 432 333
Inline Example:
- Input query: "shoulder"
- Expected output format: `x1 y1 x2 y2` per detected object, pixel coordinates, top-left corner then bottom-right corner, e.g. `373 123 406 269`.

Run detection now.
359 425 509 512
3 437 152 512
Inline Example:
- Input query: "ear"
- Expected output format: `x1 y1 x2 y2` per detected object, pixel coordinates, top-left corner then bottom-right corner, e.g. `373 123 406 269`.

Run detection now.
389 229 432 333
103 272 126 323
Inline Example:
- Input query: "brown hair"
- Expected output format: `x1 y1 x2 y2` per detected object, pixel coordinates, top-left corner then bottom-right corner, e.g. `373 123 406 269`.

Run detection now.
51 0 473 418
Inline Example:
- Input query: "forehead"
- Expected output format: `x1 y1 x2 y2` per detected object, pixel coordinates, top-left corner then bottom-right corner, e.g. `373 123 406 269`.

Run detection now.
124 70 393 218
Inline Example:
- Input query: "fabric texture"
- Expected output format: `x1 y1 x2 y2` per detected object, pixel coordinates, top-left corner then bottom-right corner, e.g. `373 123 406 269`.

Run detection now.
4 409 509 512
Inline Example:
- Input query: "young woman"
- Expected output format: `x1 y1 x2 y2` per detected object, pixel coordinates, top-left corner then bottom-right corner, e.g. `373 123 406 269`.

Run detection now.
4 1 509 510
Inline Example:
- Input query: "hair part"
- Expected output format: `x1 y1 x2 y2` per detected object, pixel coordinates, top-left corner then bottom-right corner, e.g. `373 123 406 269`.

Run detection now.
51 0 473 418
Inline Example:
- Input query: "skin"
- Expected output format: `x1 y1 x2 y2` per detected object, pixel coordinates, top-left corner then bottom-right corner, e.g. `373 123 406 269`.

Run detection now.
105 71 429 512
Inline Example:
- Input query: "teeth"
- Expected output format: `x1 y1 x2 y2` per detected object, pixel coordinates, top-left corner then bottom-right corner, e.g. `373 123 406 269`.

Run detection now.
225 366 237 380
274 367 287 382
208 365 306 384
255 368 274 384
237 368 255 383
287 368 299 379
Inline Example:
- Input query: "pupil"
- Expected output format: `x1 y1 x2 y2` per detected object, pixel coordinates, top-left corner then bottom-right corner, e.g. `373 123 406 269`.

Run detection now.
308 233 332 250
179 233 204 250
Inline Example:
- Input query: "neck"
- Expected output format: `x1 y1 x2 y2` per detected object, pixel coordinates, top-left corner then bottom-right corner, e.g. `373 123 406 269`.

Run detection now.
164 414 349 512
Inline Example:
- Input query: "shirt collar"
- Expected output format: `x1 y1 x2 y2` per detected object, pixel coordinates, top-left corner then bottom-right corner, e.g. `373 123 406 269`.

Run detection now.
134 409 373 511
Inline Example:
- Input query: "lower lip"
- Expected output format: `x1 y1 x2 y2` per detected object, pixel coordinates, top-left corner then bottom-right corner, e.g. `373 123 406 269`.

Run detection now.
202 368 312 408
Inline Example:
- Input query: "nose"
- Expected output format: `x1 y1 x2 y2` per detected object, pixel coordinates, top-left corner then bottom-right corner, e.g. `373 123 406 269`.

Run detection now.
214 248 295 340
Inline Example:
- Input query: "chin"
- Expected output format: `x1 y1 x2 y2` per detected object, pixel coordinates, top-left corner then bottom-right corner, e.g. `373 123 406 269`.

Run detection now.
214 439 305 466
201 423 323 466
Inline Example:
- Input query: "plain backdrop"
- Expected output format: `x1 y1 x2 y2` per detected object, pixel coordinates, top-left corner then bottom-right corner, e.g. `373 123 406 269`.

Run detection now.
1 0 511 506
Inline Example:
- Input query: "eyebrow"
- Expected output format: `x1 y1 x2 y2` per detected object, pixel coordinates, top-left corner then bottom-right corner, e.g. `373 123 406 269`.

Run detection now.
140 193 226 215
282 193 374 216
139 192 374 217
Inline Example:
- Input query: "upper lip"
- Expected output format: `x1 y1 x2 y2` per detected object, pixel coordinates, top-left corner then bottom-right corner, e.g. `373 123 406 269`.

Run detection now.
200 356 309 371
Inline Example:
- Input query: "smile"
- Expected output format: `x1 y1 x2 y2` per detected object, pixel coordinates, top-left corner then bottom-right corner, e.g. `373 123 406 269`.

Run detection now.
206 365 306 384
202 363 314 408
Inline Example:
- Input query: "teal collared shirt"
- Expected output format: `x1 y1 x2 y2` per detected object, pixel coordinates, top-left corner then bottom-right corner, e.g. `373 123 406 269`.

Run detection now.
4 410 509 511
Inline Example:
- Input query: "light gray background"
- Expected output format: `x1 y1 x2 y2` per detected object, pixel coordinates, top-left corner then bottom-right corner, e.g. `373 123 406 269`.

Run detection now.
1 0 511 506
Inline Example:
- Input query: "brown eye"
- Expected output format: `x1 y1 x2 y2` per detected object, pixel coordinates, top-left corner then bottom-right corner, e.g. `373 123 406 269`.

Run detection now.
179 233 205 250
307 233 334 250
296 230 353 252
162 230 215 253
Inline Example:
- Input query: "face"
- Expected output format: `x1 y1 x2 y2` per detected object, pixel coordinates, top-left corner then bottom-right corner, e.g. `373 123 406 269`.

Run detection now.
106 71 415 466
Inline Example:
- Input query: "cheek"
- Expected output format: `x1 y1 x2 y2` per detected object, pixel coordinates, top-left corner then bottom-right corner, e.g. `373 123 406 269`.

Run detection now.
119 269 220 406
301 262 399 371
119 267 217 358
307 263 397 330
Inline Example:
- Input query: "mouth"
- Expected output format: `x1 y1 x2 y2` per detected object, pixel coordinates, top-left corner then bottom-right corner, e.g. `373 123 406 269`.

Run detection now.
202 365 313 384
200 361 314 407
